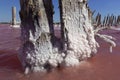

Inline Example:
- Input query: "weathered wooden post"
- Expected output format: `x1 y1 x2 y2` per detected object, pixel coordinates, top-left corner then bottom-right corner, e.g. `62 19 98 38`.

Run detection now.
43 0 55 45
117 15 120 25
108 14 114 26
106 14 109 26
12 6 16 25
19 0 63 74
103 16 106 27
59 0 98 66
114 16 117 26
95 13 101 27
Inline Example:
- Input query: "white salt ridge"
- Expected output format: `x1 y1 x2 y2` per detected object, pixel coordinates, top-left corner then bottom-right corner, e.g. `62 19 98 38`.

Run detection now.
110 26 120 31
10 25 20 28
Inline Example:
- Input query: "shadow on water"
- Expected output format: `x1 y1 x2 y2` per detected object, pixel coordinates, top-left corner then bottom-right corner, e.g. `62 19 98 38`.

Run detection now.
0 24 120 80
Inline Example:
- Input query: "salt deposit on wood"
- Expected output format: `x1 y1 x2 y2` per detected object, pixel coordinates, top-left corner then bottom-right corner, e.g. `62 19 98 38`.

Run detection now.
18 0 116 74
18 0 99 74
59 0 98 66
19 0 55 73
12 6 16 25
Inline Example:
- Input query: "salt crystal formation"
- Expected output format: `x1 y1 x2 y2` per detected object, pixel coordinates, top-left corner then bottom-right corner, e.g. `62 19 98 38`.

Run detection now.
19 0 98 74
59 0 98 66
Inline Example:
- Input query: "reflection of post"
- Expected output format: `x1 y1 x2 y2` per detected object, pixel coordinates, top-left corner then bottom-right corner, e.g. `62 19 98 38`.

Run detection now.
12 6 16 25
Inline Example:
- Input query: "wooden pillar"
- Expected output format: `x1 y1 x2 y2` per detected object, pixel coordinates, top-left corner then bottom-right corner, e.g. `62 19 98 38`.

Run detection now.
19 0 57 74
12 6 16 25
43 0 55 46
59 0 97 66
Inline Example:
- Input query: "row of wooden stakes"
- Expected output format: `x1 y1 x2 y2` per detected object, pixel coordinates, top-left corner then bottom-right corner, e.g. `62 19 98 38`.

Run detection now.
93 13 120 28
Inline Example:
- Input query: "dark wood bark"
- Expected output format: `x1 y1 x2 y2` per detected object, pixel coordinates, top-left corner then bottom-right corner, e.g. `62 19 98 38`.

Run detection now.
19 0 56 74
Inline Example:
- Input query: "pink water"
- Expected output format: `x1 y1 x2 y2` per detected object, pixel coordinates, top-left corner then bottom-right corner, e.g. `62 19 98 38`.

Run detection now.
0 24 120 80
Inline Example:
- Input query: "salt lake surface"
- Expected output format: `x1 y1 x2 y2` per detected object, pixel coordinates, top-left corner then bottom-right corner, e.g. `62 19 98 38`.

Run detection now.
0 24 120 80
